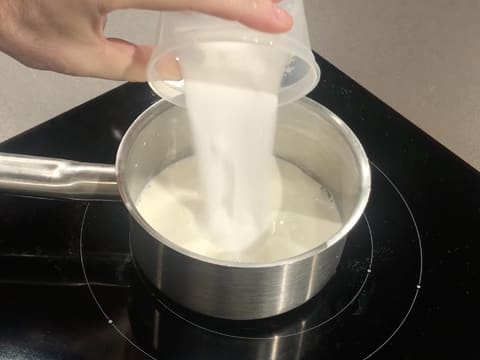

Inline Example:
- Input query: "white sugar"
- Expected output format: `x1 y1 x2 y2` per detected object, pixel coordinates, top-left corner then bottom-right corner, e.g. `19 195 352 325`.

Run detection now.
179 42 288 251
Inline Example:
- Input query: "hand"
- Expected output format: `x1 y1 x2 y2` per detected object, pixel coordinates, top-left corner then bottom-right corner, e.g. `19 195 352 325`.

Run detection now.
0 0 292 81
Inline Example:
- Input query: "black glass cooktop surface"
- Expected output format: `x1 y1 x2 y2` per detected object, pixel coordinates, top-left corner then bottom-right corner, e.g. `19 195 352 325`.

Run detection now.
0 55 479 359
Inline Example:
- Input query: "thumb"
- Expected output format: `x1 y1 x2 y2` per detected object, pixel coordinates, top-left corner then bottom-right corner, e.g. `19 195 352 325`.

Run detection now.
81 38 153 81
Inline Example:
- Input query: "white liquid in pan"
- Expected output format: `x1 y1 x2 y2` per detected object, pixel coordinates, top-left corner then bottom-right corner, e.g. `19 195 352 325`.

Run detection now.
135 157 343 263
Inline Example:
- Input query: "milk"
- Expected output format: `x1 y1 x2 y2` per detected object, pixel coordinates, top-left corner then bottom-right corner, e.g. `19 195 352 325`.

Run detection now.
178 42 289 251
135 157 342 263
138 42 342 259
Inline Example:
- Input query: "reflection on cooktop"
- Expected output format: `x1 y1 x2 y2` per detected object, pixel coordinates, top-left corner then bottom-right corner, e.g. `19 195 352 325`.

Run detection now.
77 160 422 359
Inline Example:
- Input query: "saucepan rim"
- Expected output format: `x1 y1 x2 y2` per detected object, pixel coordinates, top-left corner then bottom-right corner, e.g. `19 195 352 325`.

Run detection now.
116 98 371 269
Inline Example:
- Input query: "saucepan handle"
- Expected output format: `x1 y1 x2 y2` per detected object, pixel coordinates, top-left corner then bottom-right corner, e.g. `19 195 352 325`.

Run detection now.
0 152 120 201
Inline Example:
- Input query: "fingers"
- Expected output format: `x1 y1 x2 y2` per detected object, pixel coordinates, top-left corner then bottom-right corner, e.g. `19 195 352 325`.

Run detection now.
72 39 153 81
101 38 153 81
152 54 183 81
103 0 292 33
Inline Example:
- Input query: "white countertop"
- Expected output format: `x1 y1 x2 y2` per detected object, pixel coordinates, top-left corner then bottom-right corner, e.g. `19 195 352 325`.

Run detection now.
1 1 479 170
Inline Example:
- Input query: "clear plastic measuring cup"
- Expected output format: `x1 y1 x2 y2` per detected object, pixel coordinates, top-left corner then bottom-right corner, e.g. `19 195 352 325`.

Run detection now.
147 0 320 107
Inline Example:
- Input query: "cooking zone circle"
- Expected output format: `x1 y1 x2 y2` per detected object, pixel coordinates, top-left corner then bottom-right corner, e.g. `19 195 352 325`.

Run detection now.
79 161 423 359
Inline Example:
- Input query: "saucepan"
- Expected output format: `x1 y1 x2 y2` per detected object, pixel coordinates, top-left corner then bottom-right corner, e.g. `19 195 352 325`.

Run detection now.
0 98 370 319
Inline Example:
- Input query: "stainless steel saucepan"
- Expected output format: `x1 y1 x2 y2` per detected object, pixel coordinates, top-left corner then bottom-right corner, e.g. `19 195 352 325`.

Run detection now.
0 98 370 320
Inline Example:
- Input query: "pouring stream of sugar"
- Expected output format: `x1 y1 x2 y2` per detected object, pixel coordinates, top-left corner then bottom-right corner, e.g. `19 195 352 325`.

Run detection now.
179 43 288 251
136 43 343 262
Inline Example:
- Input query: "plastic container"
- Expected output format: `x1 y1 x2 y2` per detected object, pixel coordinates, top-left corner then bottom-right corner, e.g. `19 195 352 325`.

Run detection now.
147 0 320 107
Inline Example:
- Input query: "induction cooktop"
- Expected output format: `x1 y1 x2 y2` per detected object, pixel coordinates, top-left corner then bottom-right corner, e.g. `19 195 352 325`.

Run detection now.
0 54 478 359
